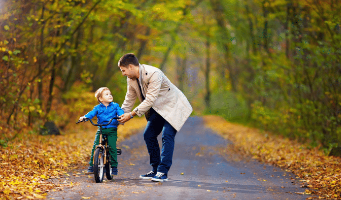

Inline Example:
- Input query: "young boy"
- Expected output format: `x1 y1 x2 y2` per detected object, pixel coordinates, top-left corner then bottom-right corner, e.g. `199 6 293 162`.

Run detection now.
79 87 124 175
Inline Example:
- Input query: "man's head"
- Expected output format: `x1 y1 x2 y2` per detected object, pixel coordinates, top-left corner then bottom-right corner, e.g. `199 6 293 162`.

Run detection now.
95 87 113 104
118 53 140 79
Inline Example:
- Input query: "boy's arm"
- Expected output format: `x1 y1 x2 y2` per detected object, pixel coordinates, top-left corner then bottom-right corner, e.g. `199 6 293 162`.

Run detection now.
116 104 125 116
84 106 98 119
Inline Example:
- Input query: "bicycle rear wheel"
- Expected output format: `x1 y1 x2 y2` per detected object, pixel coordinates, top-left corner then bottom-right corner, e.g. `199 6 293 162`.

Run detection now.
94 148 104 183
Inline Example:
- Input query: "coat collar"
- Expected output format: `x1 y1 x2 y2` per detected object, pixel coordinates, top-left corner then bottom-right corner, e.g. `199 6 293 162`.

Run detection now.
99 102 113 107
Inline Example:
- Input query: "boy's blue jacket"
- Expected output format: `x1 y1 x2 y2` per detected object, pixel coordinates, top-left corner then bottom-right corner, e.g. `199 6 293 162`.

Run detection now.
85 102 124 129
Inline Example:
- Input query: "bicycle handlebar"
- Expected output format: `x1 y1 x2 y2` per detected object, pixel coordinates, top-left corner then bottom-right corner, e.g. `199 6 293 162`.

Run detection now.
76 117 120 126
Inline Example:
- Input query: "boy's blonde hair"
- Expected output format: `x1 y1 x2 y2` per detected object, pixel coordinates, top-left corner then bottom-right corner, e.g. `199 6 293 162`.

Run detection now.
95 87 110 103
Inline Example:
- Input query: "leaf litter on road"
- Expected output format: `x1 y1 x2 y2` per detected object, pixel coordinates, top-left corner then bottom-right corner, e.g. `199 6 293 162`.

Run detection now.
0 118 146 199
204 115 341 199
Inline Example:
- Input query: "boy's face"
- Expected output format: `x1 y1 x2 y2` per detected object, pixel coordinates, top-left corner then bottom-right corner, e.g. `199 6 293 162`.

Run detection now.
99 90 113 104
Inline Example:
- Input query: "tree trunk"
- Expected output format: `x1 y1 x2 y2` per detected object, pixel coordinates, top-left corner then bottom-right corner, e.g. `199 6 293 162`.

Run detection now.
205 34 211 109
245 1 257 55
45 24 60 118
160 6 189 71
38 3 45 108
262 0 270 54
210 0 237 92
63 28 81 92
137 27 151 60
285 1 291 59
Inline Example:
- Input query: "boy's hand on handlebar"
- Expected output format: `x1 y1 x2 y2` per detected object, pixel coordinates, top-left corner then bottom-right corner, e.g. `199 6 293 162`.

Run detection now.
79 116 86 122
118 113 131 123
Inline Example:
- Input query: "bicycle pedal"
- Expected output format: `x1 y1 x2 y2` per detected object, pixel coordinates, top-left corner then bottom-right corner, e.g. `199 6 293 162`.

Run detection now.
117 148 122 155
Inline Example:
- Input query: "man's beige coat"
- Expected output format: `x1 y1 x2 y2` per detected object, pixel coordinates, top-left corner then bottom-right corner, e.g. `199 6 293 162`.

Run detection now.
121 64 193 131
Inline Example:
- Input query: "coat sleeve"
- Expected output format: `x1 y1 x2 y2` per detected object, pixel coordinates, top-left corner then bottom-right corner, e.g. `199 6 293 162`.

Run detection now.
84 106 98 119
133 71 162 117
115 103 125 116
121 78 137 113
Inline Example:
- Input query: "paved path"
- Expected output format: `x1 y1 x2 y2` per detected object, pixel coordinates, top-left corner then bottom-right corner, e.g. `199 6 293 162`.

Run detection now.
47 117 308 200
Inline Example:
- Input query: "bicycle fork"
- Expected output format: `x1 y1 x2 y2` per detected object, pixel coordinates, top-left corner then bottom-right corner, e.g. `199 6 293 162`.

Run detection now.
94 134 107 165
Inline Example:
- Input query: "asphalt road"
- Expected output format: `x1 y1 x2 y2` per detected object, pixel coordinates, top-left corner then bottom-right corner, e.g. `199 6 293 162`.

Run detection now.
47 117 308 200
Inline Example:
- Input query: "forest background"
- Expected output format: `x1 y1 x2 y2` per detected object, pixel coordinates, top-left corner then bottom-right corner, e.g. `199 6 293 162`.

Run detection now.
0 0 340 151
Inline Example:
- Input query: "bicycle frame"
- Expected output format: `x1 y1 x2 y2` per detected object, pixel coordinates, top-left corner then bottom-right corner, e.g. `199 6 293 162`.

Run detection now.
77 117 121 183
76 117 120 167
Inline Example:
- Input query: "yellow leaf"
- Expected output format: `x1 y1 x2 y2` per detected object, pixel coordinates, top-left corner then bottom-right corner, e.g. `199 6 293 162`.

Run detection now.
40 175 46 179
82 197 91 199
3 188 10 195
32 193 45 199
305 189 311 194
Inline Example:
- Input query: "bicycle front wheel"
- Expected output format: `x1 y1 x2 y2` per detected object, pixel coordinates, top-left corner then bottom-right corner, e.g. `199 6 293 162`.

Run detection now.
93 148 104 183
105 156 113 180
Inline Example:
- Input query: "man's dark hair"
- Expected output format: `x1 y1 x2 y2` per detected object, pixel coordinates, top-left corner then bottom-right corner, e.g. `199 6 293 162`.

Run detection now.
118 53 139 67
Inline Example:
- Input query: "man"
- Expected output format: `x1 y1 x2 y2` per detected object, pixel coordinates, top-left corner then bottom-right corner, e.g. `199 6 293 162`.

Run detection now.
117 53 193 182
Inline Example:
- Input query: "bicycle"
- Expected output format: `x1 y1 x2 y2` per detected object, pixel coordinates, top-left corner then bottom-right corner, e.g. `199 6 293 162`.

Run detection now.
76 117 122 183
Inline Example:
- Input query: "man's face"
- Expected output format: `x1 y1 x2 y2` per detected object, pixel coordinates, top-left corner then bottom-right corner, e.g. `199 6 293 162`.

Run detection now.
119 64 136 79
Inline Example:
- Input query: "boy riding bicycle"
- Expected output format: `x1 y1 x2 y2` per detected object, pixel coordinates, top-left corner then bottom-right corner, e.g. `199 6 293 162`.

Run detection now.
79 87 124 175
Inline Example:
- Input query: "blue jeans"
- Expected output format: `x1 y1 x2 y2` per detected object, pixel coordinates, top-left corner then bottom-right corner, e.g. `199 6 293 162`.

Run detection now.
144 108 177 174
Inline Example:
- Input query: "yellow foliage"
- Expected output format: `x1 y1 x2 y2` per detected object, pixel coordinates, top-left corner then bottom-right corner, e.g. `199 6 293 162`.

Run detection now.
203 115 341 199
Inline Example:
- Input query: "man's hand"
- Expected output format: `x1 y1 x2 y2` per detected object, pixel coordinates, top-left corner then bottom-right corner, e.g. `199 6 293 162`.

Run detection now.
118 113 132 123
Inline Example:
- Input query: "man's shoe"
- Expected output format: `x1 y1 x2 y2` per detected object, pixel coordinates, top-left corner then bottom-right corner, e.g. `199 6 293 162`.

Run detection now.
151 172 168 182
111 167 118 175
139 171 156 180
86 166 94 174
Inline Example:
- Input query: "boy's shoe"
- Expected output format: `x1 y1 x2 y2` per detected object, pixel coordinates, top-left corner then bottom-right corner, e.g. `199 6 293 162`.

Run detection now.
139 171 156 180
151 172 168 182
86 166 94 174
111 167 118 175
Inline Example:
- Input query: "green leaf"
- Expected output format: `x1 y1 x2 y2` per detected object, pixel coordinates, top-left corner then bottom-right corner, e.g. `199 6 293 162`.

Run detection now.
33 98 40 104
2 56 8 61
4 25 9 30
13 50 21 55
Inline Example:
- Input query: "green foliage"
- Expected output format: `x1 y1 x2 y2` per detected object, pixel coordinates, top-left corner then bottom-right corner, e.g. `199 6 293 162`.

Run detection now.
206 90 249 124
0 139 8 148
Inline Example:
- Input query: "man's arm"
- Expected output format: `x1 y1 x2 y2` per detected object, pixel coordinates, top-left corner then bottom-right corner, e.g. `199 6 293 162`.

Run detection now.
119 72 163 123
118 80 138 123
121 79 137 113
133 71 162 117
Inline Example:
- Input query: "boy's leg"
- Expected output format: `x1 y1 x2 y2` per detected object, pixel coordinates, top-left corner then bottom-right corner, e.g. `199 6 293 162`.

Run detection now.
143 109 165 172
157 121 177 174
89 131 100 166
106 129 118 168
